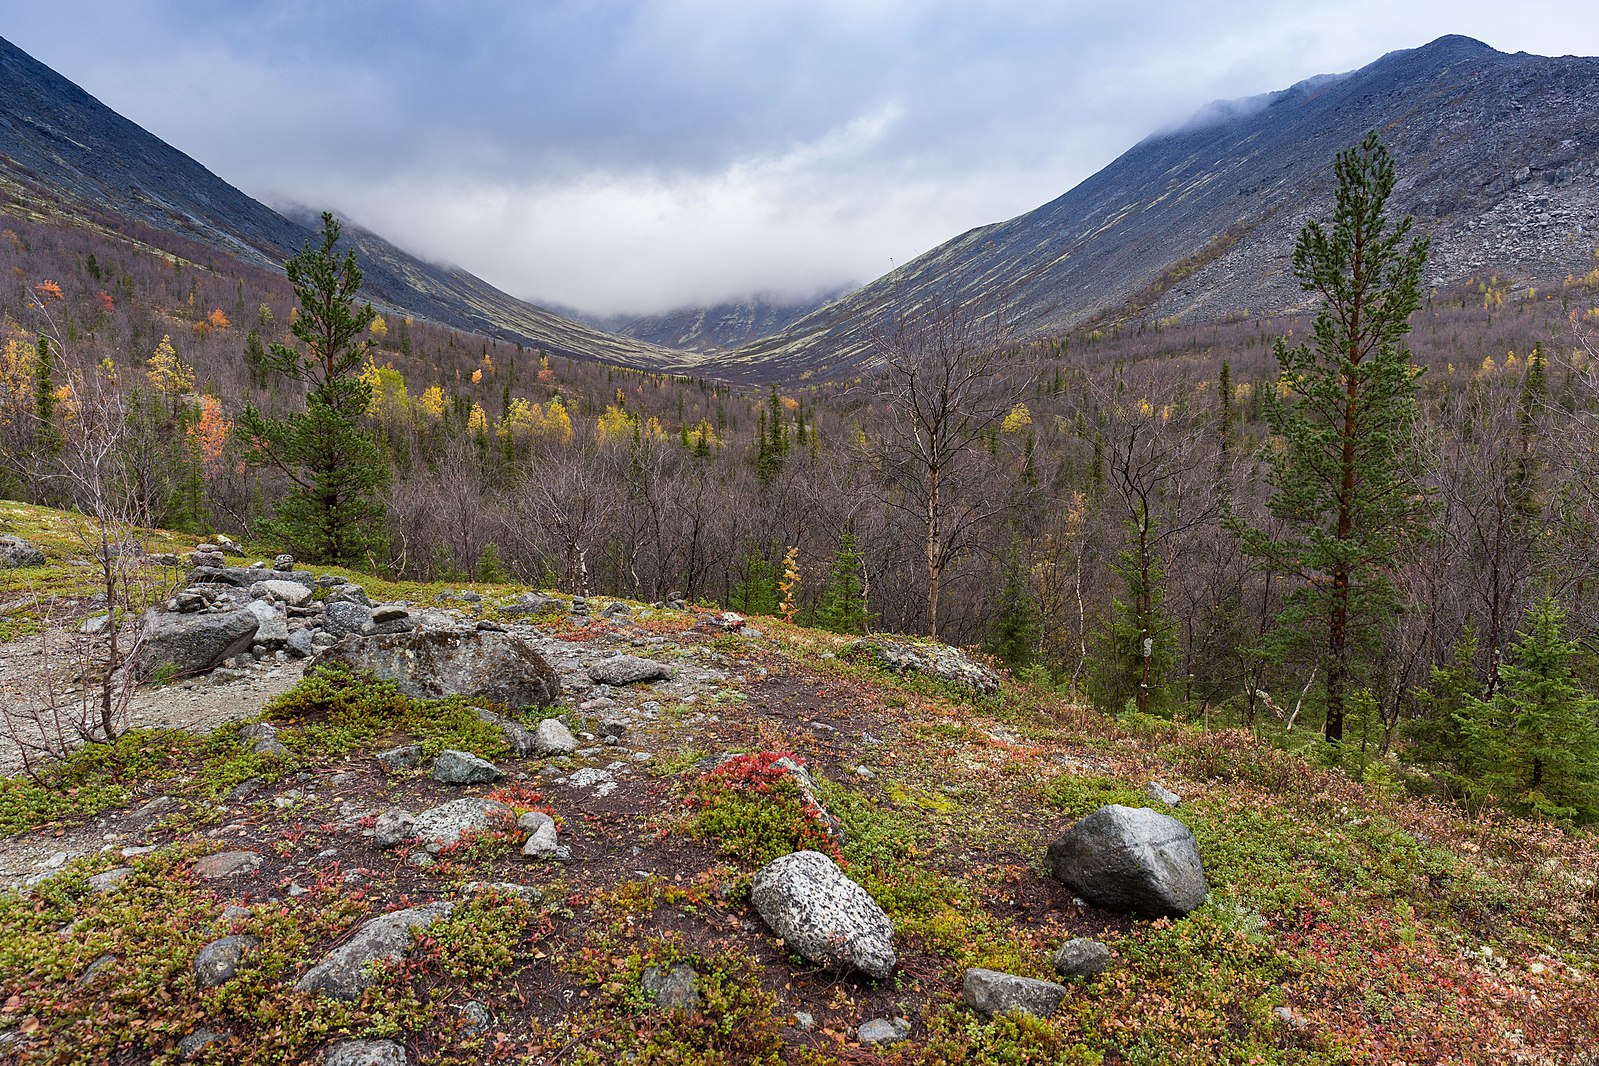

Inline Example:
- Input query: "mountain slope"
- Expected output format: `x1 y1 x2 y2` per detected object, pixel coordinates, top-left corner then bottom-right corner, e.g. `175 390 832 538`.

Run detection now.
0 36 697 375
579 289 850 352
723 35 1599 379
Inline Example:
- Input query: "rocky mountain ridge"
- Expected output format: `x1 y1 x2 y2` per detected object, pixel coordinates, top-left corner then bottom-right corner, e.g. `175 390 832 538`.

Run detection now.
577 289 850 352
718 35 1599 379
0 36 698 375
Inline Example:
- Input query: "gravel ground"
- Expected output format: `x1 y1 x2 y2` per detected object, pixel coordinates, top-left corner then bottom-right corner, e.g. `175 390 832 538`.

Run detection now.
0 627 307 777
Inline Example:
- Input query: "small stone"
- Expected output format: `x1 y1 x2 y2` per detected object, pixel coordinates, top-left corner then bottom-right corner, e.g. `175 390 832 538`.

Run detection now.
370 603 410 623
1146 781 1183 807
857 1017 911 1046
433 749 503 785
286 628 316 658
641 963 701 1011
177 1029 227 1060
194 934 261 989
87 866 134 893
1052 937 1113 978
1275 1005 1309 1031
458 1000 492 1035
192 851 262 879
251 737 290 758
324 1038 410 1066
77 954 117 987
373 809 417 848
963 968 1067 1018
250 579 313 607
411 798 512 853
598 719 628 739
297 904 454 1001
586 654 673 686
533 718 578 755
520 813 559 860
793 1011 816 1030
376 744 422 771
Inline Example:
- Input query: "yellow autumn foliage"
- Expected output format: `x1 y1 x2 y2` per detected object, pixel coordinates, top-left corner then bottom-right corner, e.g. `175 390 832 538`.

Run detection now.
145 335 194 395
1001 403 1033 432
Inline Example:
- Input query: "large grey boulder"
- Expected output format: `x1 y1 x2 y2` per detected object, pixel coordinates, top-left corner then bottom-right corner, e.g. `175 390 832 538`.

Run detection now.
140 607 259 676
0 534 45 568
316 628 561 708
750 850 895 978
963 968 1068 1018
296 903 454 1000
411 798 512 853
587 654 673 686
324 1038 409 1066
848 637 1001 695
1044 804 1208 918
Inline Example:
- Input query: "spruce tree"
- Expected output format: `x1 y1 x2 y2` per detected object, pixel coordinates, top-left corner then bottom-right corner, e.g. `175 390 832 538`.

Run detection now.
814 531 870 635
238 212 387 564
986 541 1042 668
1235 132 1431 744
1086 542 1176 717
1468 598 1599 822
33 334 60 458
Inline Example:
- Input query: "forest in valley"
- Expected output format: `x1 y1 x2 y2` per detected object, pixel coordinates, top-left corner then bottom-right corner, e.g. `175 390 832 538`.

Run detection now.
3 151 1599 825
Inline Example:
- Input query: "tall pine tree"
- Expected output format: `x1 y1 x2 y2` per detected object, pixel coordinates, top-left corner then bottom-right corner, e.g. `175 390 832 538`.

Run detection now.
1235 132 1431 744
239 213 388 564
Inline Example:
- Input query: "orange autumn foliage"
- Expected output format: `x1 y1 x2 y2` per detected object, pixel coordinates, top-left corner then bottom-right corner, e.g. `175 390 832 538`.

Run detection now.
187 395 232 473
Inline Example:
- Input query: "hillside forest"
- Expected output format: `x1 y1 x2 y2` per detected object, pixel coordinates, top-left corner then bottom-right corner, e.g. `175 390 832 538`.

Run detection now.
2 142 1599 825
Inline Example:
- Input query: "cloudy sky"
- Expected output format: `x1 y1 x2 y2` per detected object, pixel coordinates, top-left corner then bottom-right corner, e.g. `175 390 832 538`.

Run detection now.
4 1 1598 315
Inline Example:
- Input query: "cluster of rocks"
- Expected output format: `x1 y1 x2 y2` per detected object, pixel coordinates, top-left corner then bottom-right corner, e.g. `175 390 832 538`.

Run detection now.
138 547 400 678
732 801 1207 1034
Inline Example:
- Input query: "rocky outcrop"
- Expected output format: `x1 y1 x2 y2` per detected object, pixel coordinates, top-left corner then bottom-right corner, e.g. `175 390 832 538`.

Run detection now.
317 628 561 708
1045 805 1208 918
750 850 895 978
0 534 45 567
848 638 1001 695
